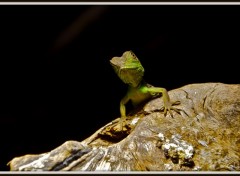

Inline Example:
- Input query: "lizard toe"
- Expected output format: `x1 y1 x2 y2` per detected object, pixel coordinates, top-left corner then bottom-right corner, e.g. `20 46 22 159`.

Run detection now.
172 100 181 106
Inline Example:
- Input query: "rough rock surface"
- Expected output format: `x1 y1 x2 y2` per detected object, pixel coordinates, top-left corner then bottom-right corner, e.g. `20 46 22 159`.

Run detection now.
9 83 240 171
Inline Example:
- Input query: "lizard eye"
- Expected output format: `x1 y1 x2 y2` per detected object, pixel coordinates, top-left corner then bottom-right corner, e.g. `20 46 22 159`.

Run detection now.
129 51 136 58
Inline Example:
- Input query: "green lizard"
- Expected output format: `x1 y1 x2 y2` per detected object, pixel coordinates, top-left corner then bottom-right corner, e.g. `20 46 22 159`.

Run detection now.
110 50 180 131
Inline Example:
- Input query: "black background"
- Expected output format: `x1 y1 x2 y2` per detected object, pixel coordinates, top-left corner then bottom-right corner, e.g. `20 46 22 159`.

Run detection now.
0 5 239 171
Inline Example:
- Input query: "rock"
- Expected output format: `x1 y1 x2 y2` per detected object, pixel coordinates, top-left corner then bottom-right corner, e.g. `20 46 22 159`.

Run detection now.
8 83 240 171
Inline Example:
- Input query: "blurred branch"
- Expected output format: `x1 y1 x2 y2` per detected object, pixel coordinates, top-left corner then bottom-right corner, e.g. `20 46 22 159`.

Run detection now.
51 6 109 52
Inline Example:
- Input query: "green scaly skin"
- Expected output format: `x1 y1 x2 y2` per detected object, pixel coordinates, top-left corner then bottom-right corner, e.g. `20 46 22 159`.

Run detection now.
110 51 179 130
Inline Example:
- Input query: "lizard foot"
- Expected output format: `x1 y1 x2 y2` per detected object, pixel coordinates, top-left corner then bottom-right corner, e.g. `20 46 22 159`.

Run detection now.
160 100 182 117
114 117 127 132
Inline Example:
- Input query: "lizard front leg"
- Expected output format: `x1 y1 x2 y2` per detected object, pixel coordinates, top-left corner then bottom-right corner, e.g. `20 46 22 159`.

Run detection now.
141 86 180 117
119 95 130 131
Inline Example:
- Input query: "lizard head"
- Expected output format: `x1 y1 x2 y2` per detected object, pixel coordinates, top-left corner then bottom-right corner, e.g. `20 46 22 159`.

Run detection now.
110 50 144 87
